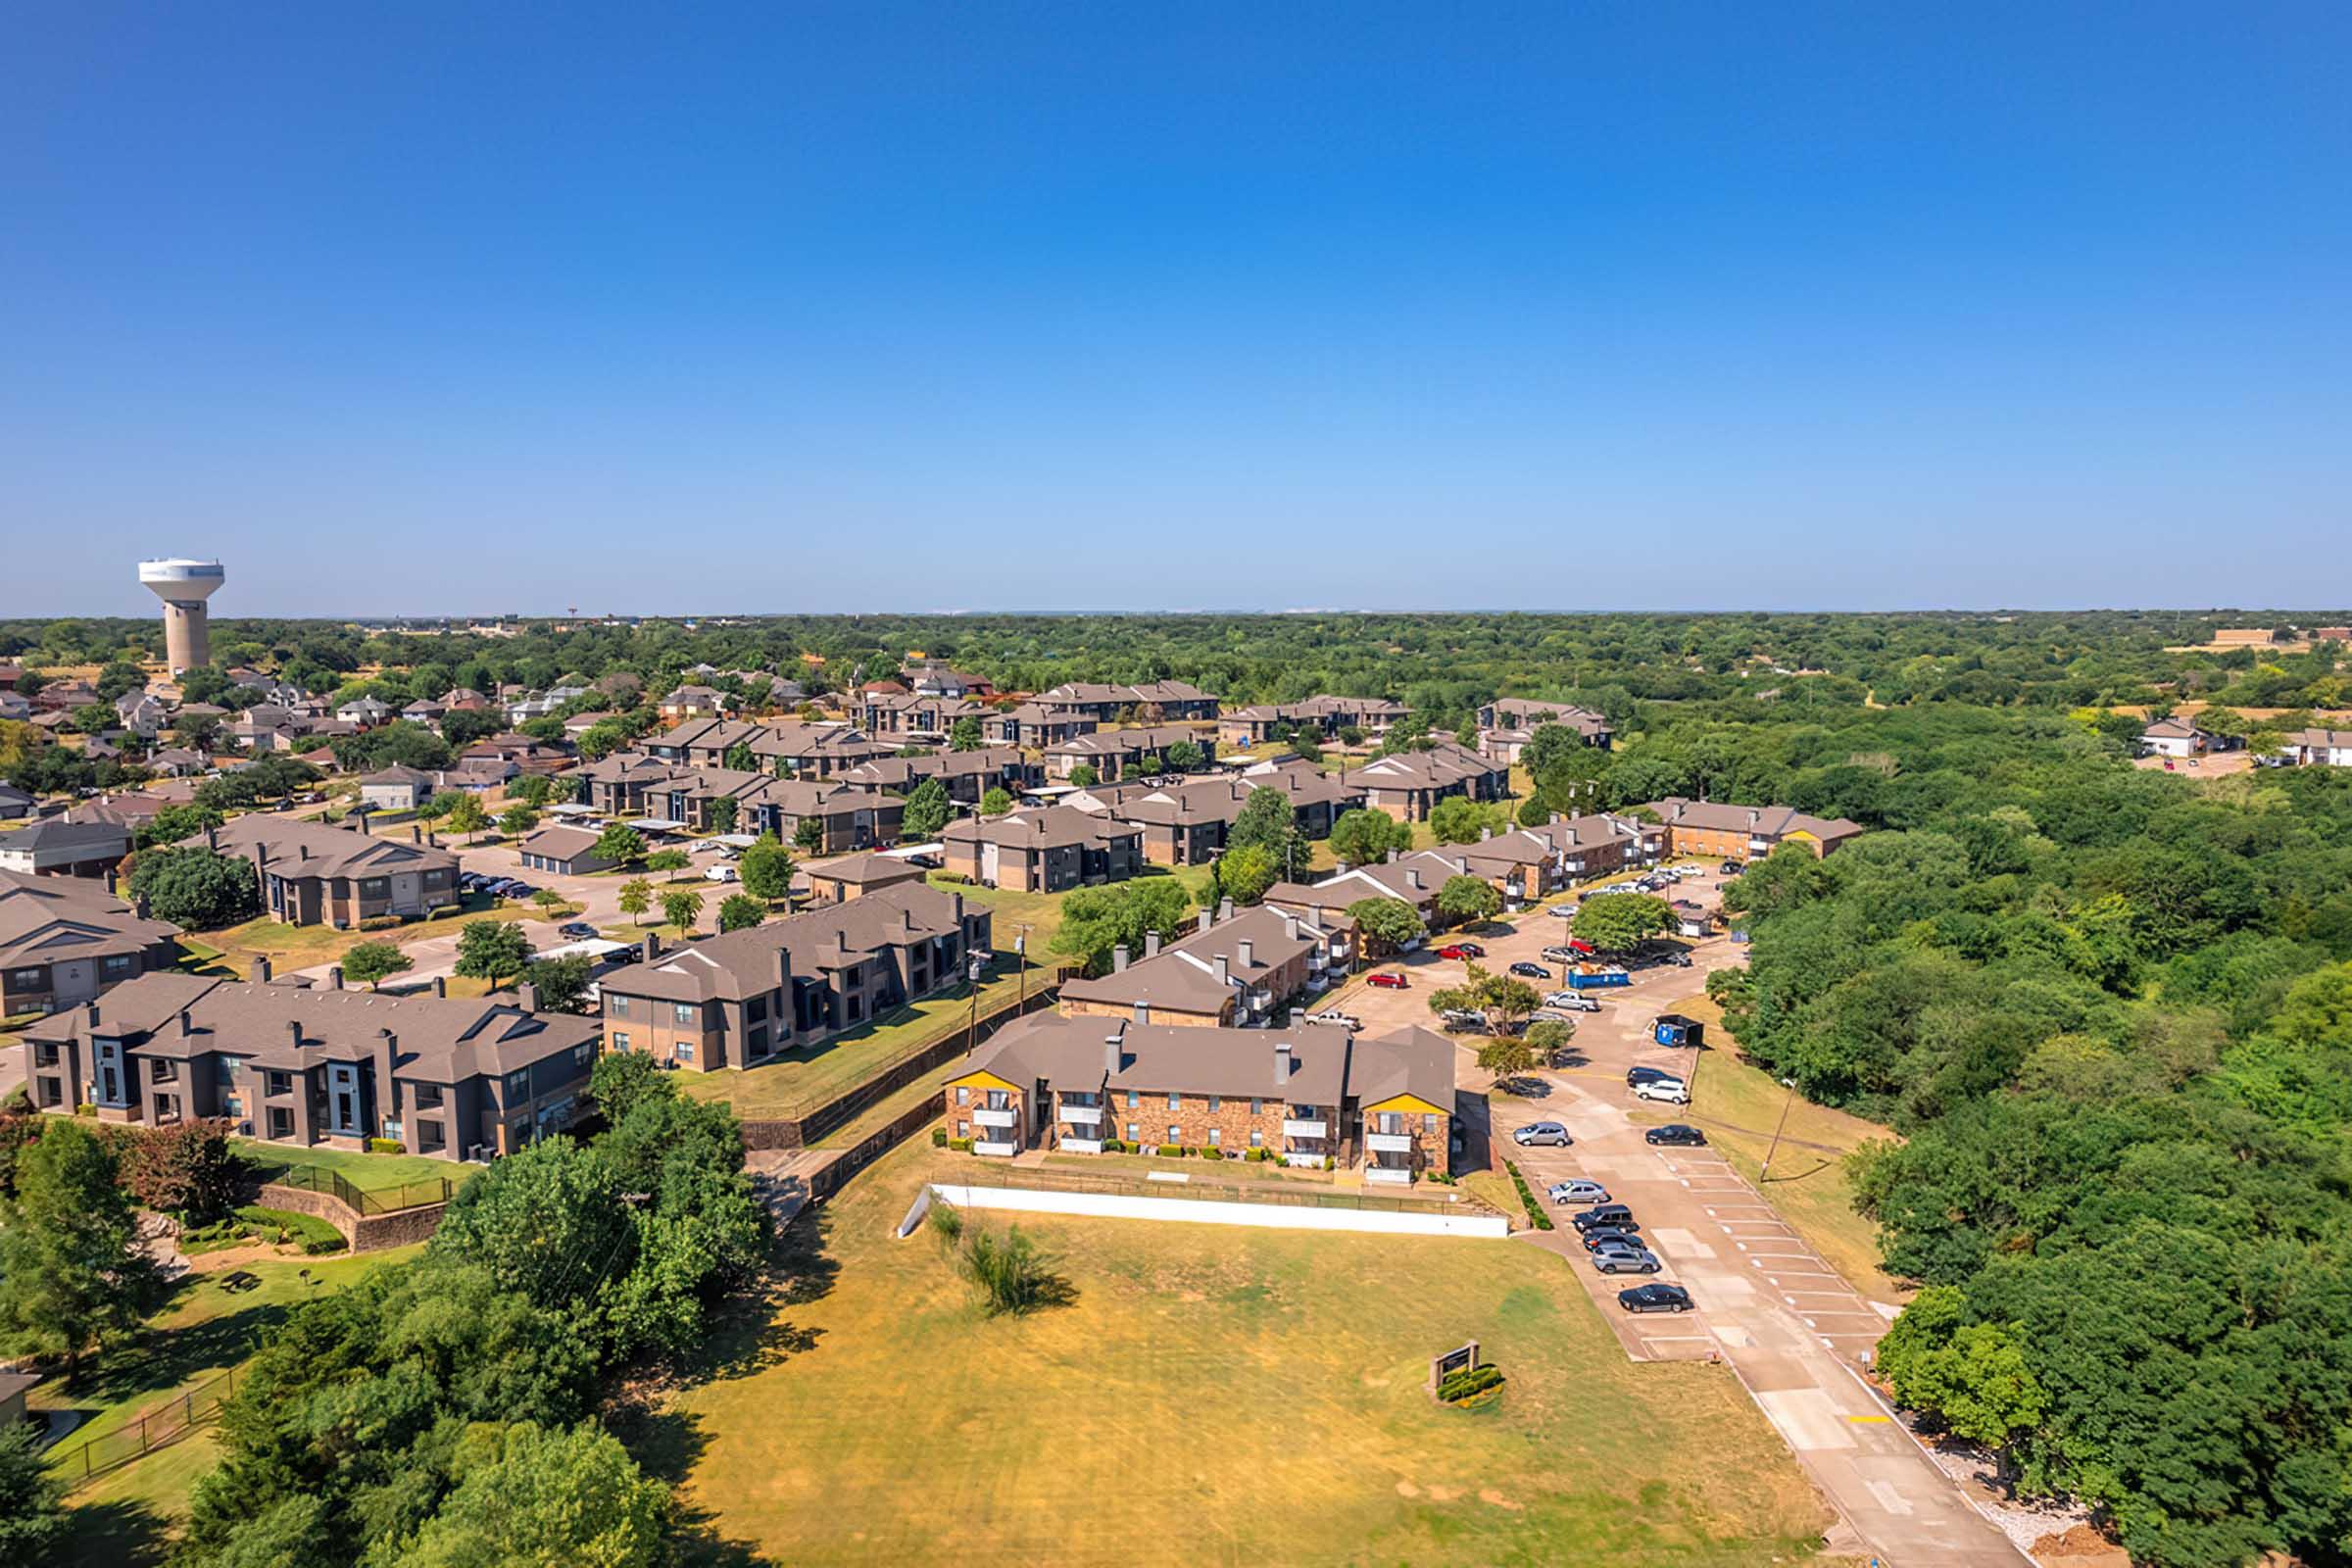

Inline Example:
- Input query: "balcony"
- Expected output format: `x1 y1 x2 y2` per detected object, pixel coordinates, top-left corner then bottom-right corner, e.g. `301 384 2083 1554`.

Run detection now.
1248 988 1274 1011
1364 1165 1414 1186
1282 1152 1328 1169
973 1106 1018 1130
973 1140 1018 1157
1060 1137 1104 1154
1282 1117 1327 1139
1060 1102 1103 1126
1365 1131 1414 1153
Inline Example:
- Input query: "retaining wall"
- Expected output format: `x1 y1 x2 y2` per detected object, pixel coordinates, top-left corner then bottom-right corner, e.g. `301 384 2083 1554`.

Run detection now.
929 1183 1510 1239
256 1182 449 1252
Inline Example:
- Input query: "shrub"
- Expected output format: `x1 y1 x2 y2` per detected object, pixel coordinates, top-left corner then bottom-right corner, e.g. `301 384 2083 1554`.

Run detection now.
1099 1138 1125 1152
1201 1146 1224 1160
75 1102 95 1117
1156 1144 1184 1158
1438 1364 1505 1403
1503 1159 1554 1230
953 1220 1075 1316
950 1137 975 1152
927 1201 963 1245
367 1137 404 1154
357 914 404 932
933 872 972 886
931 1128 950 1148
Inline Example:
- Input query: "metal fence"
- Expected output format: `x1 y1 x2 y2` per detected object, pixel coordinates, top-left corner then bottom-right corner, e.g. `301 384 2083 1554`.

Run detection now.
966 1160 1503 1218
49 1364 241 1487
247 1160 457 1216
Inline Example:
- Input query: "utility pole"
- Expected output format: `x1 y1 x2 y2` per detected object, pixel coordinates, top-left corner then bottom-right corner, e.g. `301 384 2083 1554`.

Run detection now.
1760 1077 1799 1182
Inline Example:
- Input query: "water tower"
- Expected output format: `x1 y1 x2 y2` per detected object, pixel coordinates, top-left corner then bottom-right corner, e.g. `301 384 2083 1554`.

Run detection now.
137 558 226 673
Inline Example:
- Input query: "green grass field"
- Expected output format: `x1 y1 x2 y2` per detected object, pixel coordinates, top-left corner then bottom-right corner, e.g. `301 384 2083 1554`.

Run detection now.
663 1141 1838 1567
230 1138 474 1193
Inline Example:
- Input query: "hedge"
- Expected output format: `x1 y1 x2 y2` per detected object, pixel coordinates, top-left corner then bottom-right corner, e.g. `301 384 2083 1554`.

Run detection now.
1502 1160 1554 1230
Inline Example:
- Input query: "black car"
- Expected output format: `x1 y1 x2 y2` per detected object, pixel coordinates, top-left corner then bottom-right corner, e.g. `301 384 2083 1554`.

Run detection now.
1644 1124 1708 1148
1719 860 1744 875
1618 1283 1695 1314
1507 961 1551 980
1571 1203 1637 1233
1579 1227 1643 1253
560 922 599 939
1626 1065 1679 1088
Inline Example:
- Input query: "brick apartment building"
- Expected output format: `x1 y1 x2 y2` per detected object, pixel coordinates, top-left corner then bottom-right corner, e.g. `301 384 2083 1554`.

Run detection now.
1033 680 1220 723
1474 698 1615 762
0 870 182 1018
1642 798 1865 859
1060 901 1345 1028
1216 694 1410 748
942 807 1144 892
194 818 462 929
1341 743 1509 821
1042 724 1214 783
839 746 1038 806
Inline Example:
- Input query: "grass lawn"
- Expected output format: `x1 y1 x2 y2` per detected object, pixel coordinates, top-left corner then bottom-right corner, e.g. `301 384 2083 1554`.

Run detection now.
662 1140 1838 1567
1636 991 1906 1304
678 967 1054 1121
230 1138 477 1193
45 1248 422 1567
189 893 545 979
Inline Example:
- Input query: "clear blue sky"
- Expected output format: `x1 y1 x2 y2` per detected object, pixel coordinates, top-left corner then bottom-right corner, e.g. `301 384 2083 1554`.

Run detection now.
4 2 2347 616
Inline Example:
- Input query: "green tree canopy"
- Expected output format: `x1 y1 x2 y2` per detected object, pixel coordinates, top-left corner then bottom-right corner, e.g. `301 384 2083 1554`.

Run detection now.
127 845 259 930
1346 896 1422 953
1436 874 1501 925
341 939 414 990
593 822 647 864
717 892 765 932
1329 807 1413 867
738 833 794 902
1571 892 1676 952
454 920 532 988
901 776 954 840
0 1120 154 1374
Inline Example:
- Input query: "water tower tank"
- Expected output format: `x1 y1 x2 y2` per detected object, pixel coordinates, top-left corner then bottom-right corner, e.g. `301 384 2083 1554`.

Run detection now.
137 558 225 673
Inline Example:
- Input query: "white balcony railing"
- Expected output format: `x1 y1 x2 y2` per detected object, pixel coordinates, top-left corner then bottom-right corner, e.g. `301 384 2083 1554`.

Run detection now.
1283 1152 1328 1169
1365 1131 1413 1153
1060 1137 1104 1154
1364 1165 1414 1186
973 1106 1018 1130
973 1140 1018 1157
1060 1102 1103 1125
1283 1118 1327 1139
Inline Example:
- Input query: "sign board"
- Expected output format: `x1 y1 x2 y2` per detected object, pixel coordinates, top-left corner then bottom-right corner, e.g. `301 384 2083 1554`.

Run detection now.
1429 1340 1480 1392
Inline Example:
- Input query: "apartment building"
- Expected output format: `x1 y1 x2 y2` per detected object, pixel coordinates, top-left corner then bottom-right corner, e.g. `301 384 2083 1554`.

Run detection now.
1102 776 1264 865
1217 695 1410 748
804 852 930 905
646 717 894 777
1474 699 1616 761
857 692 992 739
983 703 1099 749
1642 798 1865 859
942 807 1144 892
596 883 991 1072
1042 724 1213 783
19 972 599 1160
0 820 131 880
1060 901 1343 1029
1341 743 1509 821
1033 680 1220 723
0 871 182 1018
839 746 1038 806
193 818 462 928
944 1014 1454 1182
1225 758 1365 839
631 766 904 852
2279 728 2352 766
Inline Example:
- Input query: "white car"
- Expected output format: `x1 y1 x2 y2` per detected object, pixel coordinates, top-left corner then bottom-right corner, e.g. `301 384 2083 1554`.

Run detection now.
703 864 740 883
1306 1010 1361 1030
1633 1079 1690 1104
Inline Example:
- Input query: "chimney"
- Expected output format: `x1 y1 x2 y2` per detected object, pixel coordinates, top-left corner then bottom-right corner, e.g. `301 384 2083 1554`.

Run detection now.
134 892 150 919
1199 906 1213 934
410 826 420 844
1551 812 1563 825
642 934 661 962
287 1018 302 1048
84 1002 100 1027
328 965 343 990
1480 826 1491 841
253 956 272 984
1112 945 1130 973
1104 1023 1124 1077
299 845 309 861
177 1008 193 1038
355 812 368 835
1280 912 1298 941
1144 930 1160 958
433 975 446 998
1238 938 1254 969
1385 848 1398 863
775 948 791 991
206 826 219 850
518 982 540 1013
1275 1040 1293 1085
1405 868 1422 889
1748 808 1760 826
1133 1002 1150 1027
1214 955 1229 986
1218 897 1234 922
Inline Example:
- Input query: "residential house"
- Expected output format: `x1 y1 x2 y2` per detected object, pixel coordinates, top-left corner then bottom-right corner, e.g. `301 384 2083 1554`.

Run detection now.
983 703 1098 749
858 692 992 739
902 662 994 699
0 819 130 880
18 972 600 1159
462 734 570 775
1642 798 1865 859
115 691 170 740
1042 724 1213 782
839 746 1038 806
359 765 439 812
805 852 929 905
944 1014 1454 1181
0 692 29 722
2279 729 2352 766
0 870 182 1017
659 684 728 721
942 807 1144 892
1032 680 1219 723
146 747 208 778
516 824 617 876
64 794 172 834
597 883 991 1072
1217 695 1409 748
2138 715 2240 759
194 817 462 928
1060 902 1343 1029
1474 698 1615 760
400 698 448 725
0 784 32 820
1341 743 1509 821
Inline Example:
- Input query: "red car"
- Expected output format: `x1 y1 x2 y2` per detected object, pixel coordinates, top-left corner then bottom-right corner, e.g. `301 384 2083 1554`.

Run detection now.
1436 942 1485 960
1367 971 1410 989
1565 938 1597 956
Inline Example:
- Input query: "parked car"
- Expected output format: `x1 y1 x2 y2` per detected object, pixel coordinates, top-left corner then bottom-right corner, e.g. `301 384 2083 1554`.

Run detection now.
704 864 739 883
1547 903 1580 918
1306 1009 1362 1030
1435 942 1485 959
560 921 599 939
1547 1179 1610 1205
1719 860 1744 874
1592 1245 1662 1275
1565 937 1597 956
1438 1009 1489 1034
1541 946 1582 962
1512 1121 1572 1148
503 883 537 900
1644 1124 1708 1147
1634 1079 1690 1104
1618 1283 1695 1314
1626 1066 1683 1089
1580 1227 1644 1252
1572 1203 1637 1233
1367 971 1409 990
1507 961 1551 979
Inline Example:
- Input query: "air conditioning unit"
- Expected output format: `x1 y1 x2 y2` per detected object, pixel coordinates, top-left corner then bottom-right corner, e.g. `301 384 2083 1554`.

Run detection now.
238 1121 254 1137
467 1144 490 1161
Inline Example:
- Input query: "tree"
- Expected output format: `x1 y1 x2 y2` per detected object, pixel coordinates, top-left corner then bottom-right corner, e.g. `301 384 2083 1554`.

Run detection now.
978 786 1013 815
723 741 757 772
499 804 540 837
1164 740 1204 771
342 939 414 990
738 833 794 903
1228 786 1304 874
707 796 739 835
593 822 647 865
662 888 705 934
512 772 554 808
1428 795 1493 845
1329 807 1413 867
525 954 597 1014
1346 897 1423 955
390 1420 670 1568
1215 844 1279 906
116 1117 242 1221
1524 1016 1575 1063
617 877 653 926
1475 1033 1544 1085
1437 874 1502 926
793 817 823 853
0 1421 66 1567
531 888 569 919
455 919 532 989
133 801 222 850
1050 879 1197 975
1572 892 1676 952
1434 962 1542 1034
1066 762 1099 789
443 792 490 843
0 1120 154 1375
1875 1287 2049 1448
948 715 985 752
717 892 765 933
128 846 259 930
901 777 953 840
646 848 691 881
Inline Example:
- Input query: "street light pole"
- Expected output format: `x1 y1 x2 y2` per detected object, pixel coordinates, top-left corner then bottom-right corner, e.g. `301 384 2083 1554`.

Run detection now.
1760 1077 1799 1182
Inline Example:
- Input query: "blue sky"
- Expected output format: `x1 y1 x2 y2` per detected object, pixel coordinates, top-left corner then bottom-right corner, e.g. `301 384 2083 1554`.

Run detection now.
4 2 2347 616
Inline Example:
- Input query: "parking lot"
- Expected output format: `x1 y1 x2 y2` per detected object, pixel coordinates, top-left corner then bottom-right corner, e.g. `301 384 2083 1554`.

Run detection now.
1324 865 2025 1565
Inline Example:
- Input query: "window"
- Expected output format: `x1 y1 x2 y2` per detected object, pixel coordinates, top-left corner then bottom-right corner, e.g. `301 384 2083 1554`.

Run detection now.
1166 1093 1180 1110
103 955 133 976
1250 1098 1261 1115
1208 1096 1221 1112
608 996 631 1018
265 1070 291 1098
571 1044 592 1070
8 968 40 989
611 1031 630 1052
1249 1128 1262 1148
1423 1113 1438 1134
747 997 766 1023
956 1087 969 1105
268 1106 293 1140
1207 1128 1221 1147
150 1060 177 1084
414 1084 443 1109
985 1089 1009 1110
1126 1090 1139 1107
505 1068 531 1101
671 1003 699 1026
418 1120 445 1152
844 963 860 988
39 1077 63 1108
1166 1124 1180 1144
1125 1122 1138 1142
674 1041 694 1061
956 1120 969 1137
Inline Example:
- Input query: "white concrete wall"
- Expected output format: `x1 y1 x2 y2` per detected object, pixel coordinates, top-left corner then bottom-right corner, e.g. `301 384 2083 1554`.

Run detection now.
929 1183 1510 1239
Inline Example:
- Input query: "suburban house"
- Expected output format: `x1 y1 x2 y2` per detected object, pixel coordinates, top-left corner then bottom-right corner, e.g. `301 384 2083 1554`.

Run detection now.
984 703 1099 749
1474 698 1615 760
17 972 600 1159
2278 728 2352 766
64 794 172 834
1033 679 1220 723
1341 743 1509 821
359 764 439 812
1642 798 1866 859
0 819 131 880
1217 695 1410 748
193 818 462 928
1042 724 1213 782
335 696 393 727
115 691 170 739
147 747 209 778
516 824 619 876
838 746 1038 805
0 871 183 1018
660 684 728 721
943 1014 1454 1182
902 662 995 698
597 883 991 1072
1060 902 1344 1029
400 698 447 725
0 784 33 820
461 734 571 775
804 852 930 905
2139 715 2241 759
942 806 1145 892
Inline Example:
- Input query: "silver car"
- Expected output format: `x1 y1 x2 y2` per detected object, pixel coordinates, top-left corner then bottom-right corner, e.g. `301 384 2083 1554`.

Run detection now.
1513 1121 1571 1148
1591 1243 1663 1276
1547 1179 1610 1205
